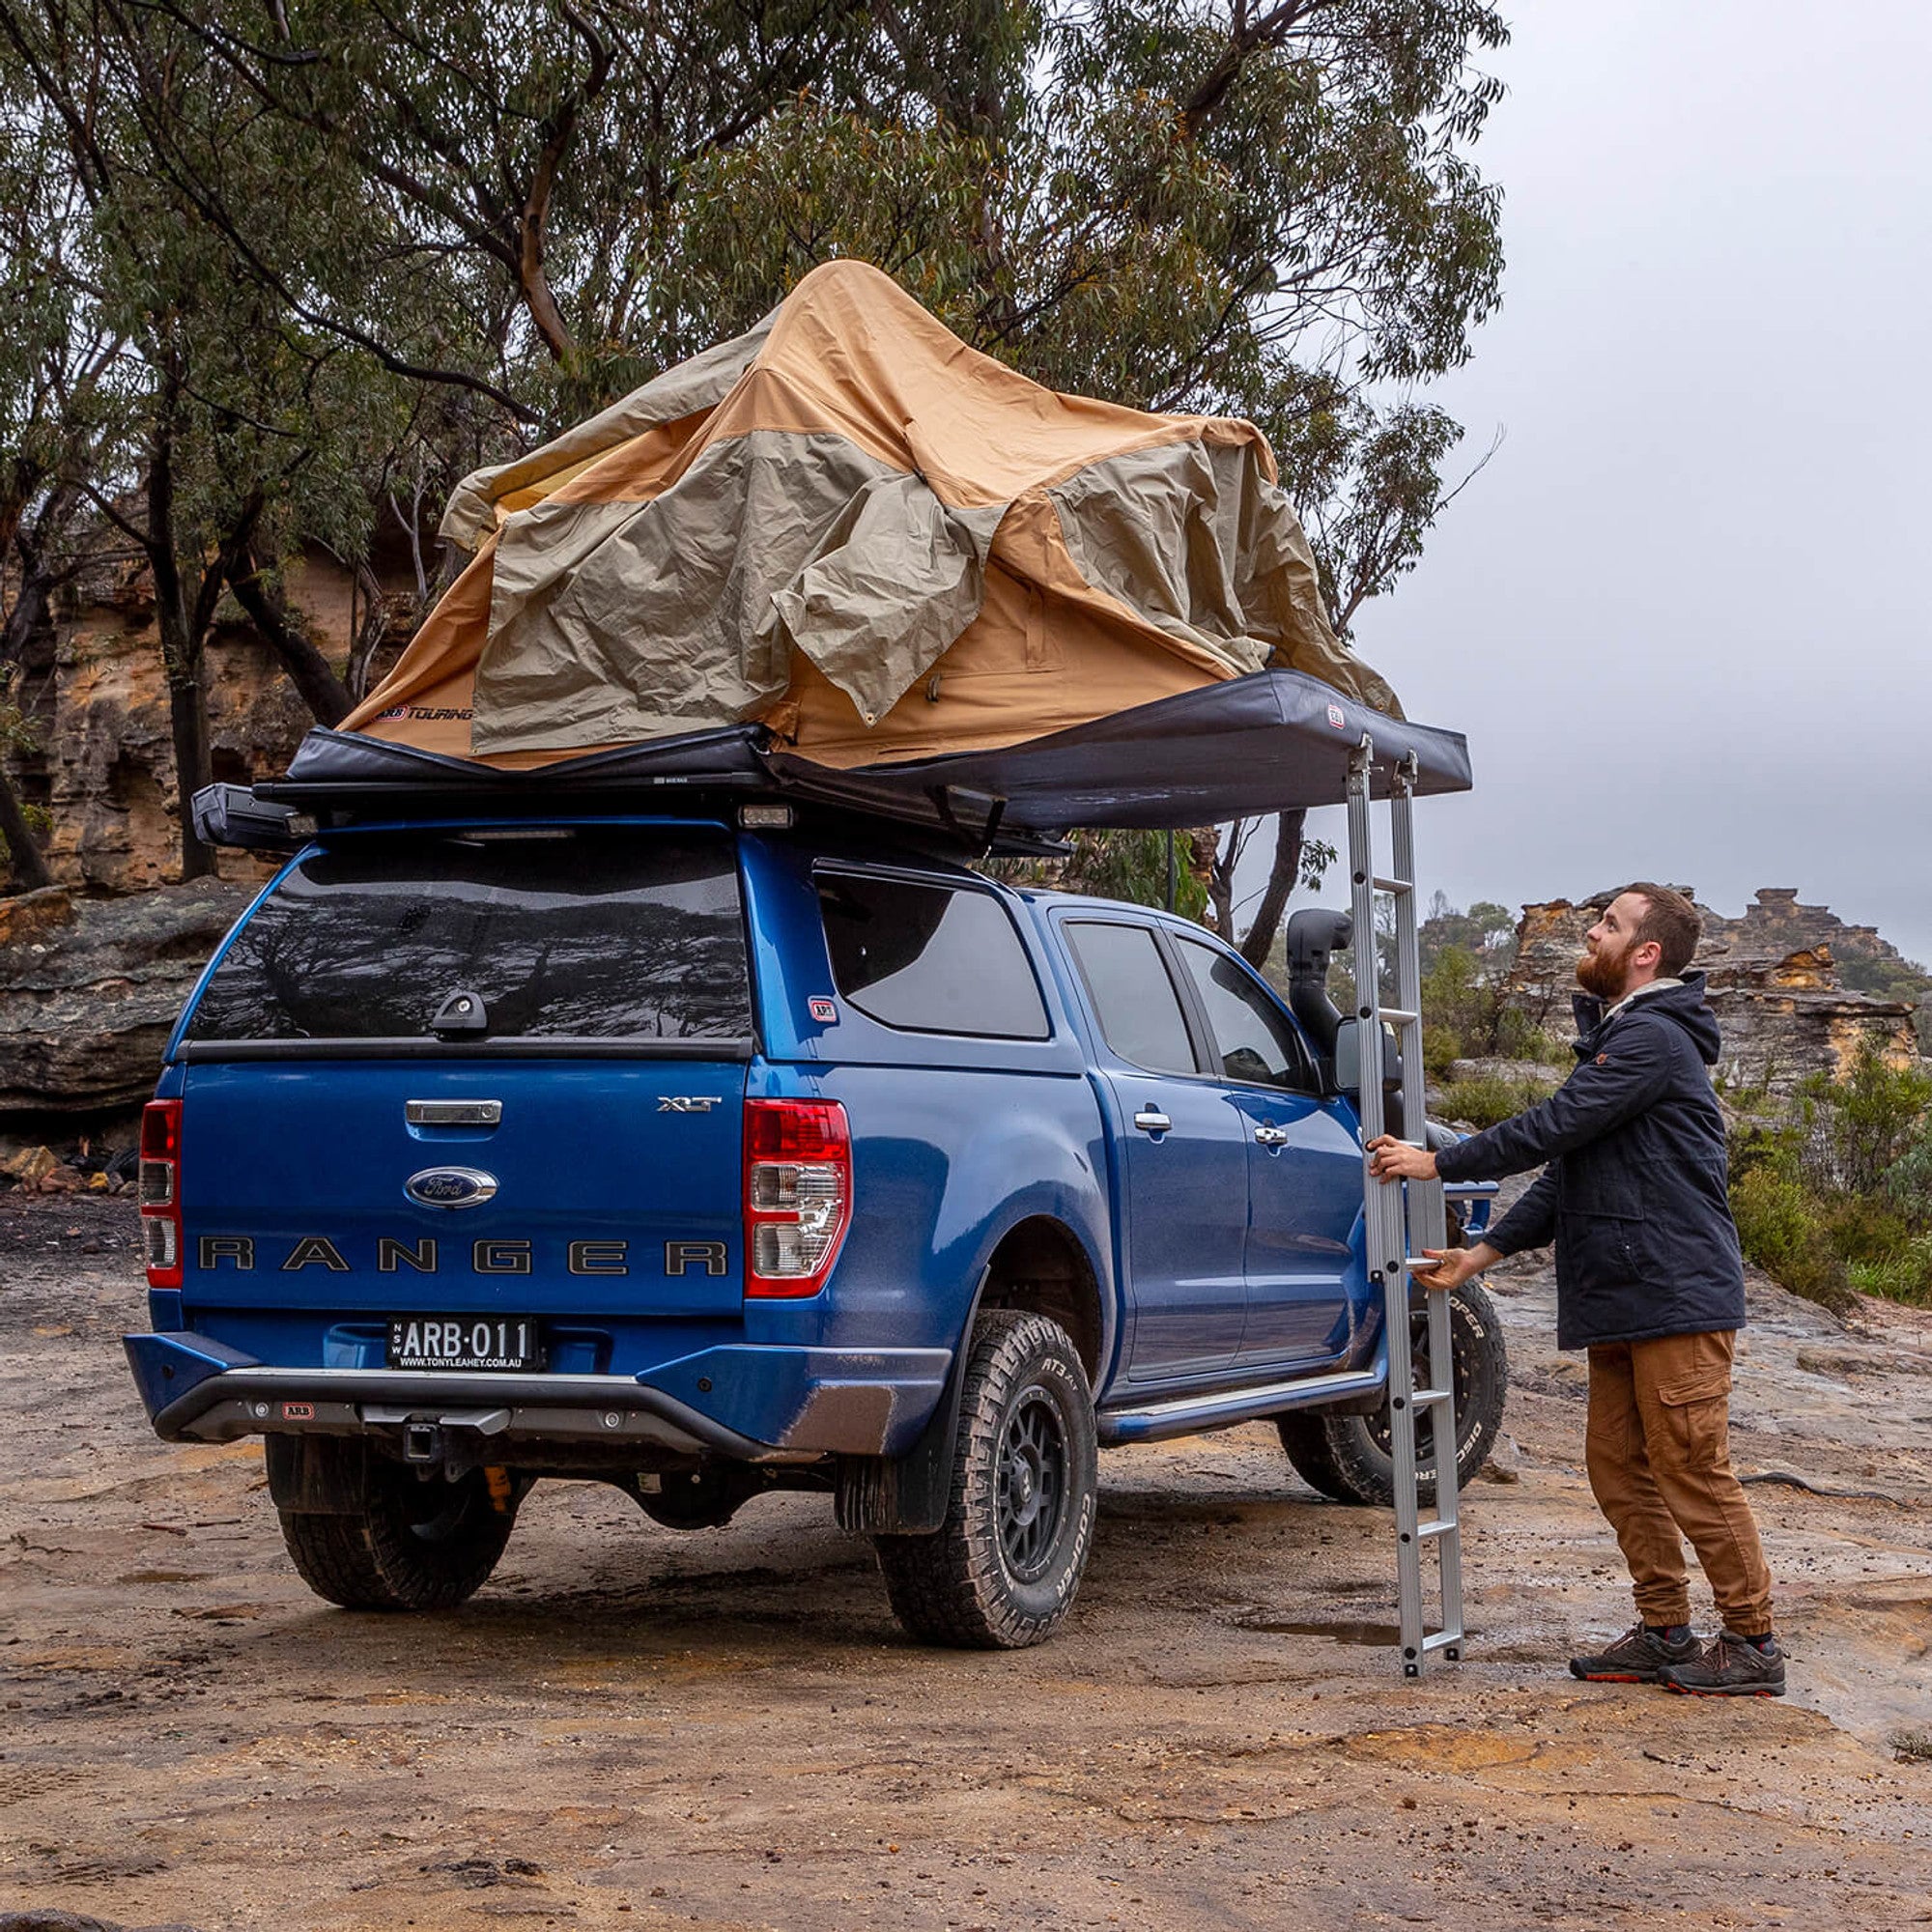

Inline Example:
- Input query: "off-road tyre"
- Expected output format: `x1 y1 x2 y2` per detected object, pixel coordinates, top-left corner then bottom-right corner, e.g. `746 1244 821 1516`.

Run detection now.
277 1445 518 1611
1276 1279 1508 1507
874 1310 1098 1650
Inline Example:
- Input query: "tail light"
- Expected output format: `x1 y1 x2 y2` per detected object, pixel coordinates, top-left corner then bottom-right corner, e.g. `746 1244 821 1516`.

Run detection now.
744 1099 850 1297
140 1099 183 1290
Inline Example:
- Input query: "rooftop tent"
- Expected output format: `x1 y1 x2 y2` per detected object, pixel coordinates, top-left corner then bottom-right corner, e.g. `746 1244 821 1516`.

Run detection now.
274 258 1468 830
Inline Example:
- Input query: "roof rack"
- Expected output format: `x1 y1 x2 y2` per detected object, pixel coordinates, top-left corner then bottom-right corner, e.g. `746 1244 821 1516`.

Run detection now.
202 668 1469 857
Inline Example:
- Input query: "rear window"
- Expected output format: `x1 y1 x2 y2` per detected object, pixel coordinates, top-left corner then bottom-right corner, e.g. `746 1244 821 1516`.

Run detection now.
186 828 751 1043
817 871 1049 1039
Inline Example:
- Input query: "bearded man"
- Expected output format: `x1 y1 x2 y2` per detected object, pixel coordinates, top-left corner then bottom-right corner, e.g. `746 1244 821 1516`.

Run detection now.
1367 883 1783 1696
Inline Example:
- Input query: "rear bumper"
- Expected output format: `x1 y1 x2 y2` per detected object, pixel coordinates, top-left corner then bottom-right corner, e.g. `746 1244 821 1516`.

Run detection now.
125 1330 952 1460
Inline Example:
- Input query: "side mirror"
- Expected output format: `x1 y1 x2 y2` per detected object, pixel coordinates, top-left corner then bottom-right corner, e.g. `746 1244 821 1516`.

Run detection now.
1332 1016 1403 1097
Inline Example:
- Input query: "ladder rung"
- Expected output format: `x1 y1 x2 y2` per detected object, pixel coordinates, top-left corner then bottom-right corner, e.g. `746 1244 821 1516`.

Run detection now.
1410 1386 1453 1407
1417 1518 1457 1542
1379 1008 1419 1026
1374 875 1413 895
1401 1257 1448 1276
1422 1629 1463 1653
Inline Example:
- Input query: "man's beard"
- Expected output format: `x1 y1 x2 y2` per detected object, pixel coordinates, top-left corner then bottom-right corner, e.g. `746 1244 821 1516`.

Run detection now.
1576 934 1634 1002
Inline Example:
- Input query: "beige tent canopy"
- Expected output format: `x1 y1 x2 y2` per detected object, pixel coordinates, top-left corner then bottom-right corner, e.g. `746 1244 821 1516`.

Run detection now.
341 260 1398 774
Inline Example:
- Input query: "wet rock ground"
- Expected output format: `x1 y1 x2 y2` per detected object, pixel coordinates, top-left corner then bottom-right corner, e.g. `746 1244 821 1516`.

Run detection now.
3 1190 1929 1931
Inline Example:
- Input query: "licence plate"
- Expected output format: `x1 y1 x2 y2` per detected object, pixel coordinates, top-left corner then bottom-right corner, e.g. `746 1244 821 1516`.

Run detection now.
386 1316 544 1371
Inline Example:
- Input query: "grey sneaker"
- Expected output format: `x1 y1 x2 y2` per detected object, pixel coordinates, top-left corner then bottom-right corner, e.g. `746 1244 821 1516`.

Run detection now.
1661 1630 1786 1697
1568 1623 1700 1683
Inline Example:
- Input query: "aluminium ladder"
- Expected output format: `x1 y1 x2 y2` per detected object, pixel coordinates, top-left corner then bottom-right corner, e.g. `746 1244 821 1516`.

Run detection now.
1345 742 1464 1677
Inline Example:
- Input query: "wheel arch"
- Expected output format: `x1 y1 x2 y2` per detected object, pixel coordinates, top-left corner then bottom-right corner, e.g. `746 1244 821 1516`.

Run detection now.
975 1212 1108 1388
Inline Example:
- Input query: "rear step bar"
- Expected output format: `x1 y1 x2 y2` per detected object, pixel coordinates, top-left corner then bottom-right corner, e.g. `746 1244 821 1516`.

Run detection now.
145 1363 810 1462
1096 1367 1383 1445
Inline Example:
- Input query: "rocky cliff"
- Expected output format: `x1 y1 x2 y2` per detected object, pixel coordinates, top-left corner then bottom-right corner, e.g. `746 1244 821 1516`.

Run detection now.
5 554 373 895
0 551 409 1139
0 879 251 1118
1505 888 1922 1094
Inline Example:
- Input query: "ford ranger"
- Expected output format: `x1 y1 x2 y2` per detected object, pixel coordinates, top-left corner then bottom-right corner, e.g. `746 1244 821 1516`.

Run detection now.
124 805 1504 1648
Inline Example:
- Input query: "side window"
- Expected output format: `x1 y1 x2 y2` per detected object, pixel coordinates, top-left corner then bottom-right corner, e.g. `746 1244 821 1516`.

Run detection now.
817 872 1049 1038
1175 936 1315 1092
1064 922 1199 1075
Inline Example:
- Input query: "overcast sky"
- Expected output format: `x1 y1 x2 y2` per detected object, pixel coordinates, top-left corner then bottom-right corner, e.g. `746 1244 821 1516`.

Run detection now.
1296 0 1932 967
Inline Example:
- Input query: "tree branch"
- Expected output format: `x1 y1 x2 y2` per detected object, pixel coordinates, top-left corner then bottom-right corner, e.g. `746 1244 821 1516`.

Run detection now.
1179 0 1330 136
225 545 354 726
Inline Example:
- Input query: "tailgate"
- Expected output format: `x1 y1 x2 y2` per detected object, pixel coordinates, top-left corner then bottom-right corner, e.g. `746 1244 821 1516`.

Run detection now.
179 1058 749 1317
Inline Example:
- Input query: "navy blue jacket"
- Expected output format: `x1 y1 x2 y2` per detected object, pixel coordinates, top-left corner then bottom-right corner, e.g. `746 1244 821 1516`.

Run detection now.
1434 975 1746 1350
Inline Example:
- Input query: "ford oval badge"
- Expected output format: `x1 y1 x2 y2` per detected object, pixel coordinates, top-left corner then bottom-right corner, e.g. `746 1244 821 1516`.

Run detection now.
405 1166 498 1209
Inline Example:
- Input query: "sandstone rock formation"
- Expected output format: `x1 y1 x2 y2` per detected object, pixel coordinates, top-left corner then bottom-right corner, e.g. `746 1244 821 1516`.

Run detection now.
0 879 252 1118
5 550 402 895
1504 888 1922 1095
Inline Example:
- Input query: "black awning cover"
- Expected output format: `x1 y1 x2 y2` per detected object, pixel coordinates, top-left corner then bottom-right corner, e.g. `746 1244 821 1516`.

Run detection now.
265 668 1467 839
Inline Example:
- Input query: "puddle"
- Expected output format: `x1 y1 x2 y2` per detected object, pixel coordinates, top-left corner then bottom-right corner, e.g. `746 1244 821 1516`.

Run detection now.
1230 1613 1402 1645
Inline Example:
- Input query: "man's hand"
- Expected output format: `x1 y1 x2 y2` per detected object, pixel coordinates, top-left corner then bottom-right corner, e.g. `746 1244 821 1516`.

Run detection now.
1366 1134 1436 1182
1407 1242 1498 1293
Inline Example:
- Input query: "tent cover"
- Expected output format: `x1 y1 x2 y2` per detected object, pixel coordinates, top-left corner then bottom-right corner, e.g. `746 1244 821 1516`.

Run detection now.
285 259 1468 831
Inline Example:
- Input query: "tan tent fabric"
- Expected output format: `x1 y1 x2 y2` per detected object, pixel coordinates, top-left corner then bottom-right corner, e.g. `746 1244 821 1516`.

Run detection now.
345 260 1396 770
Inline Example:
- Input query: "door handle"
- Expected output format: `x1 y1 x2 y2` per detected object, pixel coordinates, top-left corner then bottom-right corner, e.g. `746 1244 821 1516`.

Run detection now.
1132 1107 1172 1135
1254 1123 1290 1148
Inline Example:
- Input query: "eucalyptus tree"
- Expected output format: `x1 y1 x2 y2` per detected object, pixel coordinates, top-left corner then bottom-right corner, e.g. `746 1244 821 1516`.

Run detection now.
645 0 1510 954
0 58 130 889
2 0 1506 905
2 0 486 875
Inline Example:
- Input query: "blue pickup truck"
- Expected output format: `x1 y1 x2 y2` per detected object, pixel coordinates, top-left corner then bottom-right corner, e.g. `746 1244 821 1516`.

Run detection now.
125 806 1504 1648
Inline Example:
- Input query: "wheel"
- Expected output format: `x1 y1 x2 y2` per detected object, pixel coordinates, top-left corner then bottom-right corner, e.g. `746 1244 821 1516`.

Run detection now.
276 1441 519 1611
1276 1279 1508 1506
873 1310 1098 1649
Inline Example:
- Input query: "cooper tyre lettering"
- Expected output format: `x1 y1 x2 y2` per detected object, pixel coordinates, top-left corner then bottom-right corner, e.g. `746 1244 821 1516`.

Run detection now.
873 1310 1097 1649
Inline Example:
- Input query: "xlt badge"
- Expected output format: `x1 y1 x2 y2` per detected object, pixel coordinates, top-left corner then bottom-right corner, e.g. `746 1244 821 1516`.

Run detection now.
658 1096 721 1113
404 1166 498 1208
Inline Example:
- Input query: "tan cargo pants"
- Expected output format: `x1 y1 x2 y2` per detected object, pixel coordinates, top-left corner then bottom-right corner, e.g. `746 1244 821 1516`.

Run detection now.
1584 1328 1775 1636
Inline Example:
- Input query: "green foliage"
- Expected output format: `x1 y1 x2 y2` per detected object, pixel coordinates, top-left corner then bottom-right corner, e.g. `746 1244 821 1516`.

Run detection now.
1883 1124 1932 1229
1412 895 1567 1069
1495 1006 1572 1065
1725 1049 1932 1313
1729 1163 1856 1316
1850 1241 1932 1307
1420 941 1494 1056
1432 1072 1558 1131
1422 1023 1462 1081
1065 829 1208 921
1418 894 1517 970
1797 1040 1932 1200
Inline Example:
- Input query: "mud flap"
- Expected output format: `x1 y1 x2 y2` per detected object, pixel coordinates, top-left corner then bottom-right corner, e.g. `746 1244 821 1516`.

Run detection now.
265 1434 368 1514
834 1269 986 1536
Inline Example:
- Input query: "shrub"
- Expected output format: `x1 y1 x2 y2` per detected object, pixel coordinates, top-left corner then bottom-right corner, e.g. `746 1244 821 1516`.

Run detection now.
1820 1192 1915 1266
1423 1024 1462 1081
1801 1040 1932 1199
1849 1239 1932 1307
1494 1006 1571 1065
1432 1073 1558 1131
1729 1165 1856 1315
1883 1124 1932 1233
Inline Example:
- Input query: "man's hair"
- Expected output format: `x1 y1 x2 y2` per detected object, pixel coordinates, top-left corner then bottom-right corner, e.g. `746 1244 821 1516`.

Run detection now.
1620 882 1701 979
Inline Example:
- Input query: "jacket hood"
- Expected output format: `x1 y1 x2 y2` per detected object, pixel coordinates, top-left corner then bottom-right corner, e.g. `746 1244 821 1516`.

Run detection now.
1572 971 1723 1065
